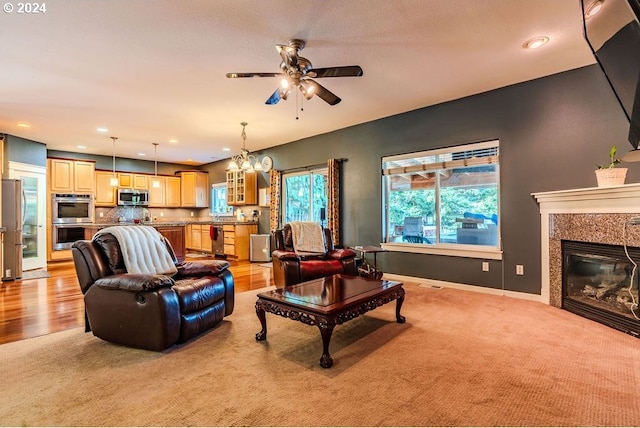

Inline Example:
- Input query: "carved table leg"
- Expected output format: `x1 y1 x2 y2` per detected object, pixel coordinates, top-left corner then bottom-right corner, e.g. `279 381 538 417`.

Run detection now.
396 292 406 324
255 302 267 341
318 319 336 368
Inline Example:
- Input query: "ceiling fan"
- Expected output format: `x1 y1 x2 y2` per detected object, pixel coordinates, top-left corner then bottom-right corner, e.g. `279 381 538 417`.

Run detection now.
226 39 363 106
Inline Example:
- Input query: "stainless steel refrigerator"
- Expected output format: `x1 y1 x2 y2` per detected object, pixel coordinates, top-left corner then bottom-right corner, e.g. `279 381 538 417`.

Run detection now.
2 179 23 280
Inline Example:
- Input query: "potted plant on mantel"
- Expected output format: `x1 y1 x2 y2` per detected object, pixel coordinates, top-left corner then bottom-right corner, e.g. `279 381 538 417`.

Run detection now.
595 145 628 187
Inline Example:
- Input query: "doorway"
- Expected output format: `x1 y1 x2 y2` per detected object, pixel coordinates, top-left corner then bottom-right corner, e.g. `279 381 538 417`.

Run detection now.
9 162 47 271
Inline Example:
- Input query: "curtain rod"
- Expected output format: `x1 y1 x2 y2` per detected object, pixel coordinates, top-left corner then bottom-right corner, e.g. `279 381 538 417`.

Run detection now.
284 158 348 174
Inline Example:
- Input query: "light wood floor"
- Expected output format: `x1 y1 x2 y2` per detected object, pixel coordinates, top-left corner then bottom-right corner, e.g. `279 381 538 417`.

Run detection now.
0 258 274 346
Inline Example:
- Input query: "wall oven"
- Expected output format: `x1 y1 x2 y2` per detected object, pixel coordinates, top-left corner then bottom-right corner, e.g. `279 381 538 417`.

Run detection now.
52 224 88 250
52 193 94 224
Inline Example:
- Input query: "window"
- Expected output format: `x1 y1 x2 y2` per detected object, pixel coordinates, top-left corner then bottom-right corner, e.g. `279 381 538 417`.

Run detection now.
282 168 328 225
382 140 500 255
211 183 232 216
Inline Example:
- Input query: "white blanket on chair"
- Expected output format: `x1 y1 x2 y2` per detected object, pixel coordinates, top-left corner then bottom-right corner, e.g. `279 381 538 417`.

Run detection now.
94 226 178 275
290 221 326 255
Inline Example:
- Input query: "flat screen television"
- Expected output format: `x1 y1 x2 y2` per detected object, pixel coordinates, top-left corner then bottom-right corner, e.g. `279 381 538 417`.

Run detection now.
582 0 640 149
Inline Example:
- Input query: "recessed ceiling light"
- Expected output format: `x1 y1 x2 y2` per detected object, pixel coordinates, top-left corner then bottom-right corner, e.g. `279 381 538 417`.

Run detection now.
138 152 146 156
77 145 87 149
586 0 604 18
222 147 231 152
17 123 30 128
97 127 108 133
169 139 178 143
523 36 549 50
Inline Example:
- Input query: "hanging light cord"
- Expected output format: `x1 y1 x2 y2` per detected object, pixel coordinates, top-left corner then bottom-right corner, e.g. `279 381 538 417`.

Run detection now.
153 142 158 176
110 136 118 174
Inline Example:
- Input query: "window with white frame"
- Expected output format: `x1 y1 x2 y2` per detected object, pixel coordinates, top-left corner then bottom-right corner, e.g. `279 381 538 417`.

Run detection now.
282 168 328 225
382 140 500 250
210 183 232 216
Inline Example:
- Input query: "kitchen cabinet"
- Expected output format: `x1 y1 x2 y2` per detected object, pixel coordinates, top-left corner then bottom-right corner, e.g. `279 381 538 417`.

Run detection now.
148 176 166 207
155 225 185 262
48 159 96 193
166 176 181 207
95 170 117 206
83 224 185 261
226 170 257 205
118 173 148 189
223 223 257 261
149 176 181 207
179 171 209 207
185 224 212 253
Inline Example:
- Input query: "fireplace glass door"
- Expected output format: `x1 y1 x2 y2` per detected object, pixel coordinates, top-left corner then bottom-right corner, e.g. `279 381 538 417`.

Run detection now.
562 240 640 337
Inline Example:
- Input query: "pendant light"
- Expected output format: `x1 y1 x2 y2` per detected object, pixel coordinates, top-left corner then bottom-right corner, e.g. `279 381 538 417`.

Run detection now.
151 142 161 188
110 137 118 186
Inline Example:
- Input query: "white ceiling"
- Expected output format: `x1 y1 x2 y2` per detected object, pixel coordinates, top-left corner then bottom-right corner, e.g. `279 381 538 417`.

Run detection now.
1 0 596 165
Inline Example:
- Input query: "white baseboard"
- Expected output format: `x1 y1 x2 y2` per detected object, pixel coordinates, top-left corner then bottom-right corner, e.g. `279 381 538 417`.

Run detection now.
382 273 544 303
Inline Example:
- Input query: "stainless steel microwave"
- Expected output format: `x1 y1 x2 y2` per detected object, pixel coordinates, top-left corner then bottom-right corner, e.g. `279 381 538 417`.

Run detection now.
117 189 149 206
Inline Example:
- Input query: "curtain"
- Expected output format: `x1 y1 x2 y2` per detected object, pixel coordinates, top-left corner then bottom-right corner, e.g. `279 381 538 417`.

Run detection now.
327 159 340 246
269 169 281 232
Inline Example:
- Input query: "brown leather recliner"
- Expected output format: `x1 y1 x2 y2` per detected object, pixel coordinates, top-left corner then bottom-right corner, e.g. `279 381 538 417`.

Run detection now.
72 232 234 351
271 224 357 288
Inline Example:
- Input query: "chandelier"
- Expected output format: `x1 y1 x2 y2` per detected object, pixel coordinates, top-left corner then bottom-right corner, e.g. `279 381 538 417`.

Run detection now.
227 122 263 171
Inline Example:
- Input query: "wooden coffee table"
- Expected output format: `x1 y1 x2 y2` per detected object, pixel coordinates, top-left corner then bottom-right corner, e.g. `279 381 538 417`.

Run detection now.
255 274 405 368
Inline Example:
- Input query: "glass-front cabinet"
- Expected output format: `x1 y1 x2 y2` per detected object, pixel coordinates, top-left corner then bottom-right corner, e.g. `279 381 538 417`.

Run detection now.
226 170 257 206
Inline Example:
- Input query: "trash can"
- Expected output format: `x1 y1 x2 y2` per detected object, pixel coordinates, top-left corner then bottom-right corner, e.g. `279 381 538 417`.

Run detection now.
250 234 271 262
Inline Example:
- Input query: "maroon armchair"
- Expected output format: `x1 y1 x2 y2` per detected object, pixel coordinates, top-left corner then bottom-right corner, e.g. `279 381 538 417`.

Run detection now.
271 224 357 288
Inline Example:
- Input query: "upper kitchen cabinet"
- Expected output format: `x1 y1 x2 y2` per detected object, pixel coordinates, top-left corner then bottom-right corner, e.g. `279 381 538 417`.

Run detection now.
226 170 257 206
148 176 166 207
178 171 208 207
95 170 117 206
148 176 181 207
118 173 149 190
166 176 181 207
48 158 95 193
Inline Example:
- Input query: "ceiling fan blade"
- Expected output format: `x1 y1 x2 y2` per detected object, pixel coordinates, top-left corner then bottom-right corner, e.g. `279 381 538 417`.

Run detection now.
226 72 281 78
306 80 341 105
265 88 281 105
307 66 363 78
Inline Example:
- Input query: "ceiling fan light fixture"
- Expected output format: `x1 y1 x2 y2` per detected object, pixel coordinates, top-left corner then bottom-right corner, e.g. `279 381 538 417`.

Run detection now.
226 38 363 110
300 81 315 100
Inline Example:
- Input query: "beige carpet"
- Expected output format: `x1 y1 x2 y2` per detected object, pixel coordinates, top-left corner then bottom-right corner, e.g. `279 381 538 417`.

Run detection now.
1 283 640 426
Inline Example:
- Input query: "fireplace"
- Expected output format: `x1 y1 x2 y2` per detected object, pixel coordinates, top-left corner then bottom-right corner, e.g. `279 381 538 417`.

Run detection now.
562 240 640 337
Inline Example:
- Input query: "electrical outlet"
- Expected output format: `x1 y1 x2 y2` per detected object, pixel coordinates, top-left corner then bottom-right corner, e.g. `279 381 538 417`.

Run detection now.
99 212 104 218
190 212 194 217
516 264 524 275
482 262 489 272
160 212 164 217
5 269 10 278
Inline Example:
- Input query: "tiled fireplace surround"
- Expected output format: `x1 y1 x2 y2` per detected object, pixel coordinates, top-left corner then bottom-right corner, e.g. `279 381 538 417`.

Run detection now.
533 183 640 307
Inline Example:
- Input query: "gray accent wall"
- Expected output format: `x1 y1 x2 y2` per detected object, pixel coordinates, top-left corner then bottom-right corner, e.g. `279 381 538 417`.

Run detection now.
203 65 633 295
2 135 47 172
